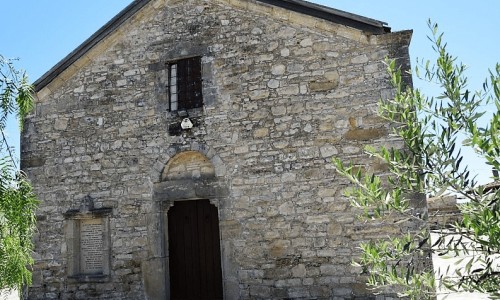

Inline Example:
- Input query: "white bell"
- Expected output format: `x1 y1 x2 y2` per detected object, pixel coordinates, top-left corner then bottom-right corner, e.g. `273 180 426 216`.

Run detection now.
180 118 193 129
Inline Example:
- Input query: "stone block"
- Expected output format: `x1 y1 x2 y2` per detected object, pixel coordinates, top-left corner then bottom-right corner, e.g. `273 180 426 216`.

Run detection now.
333 287 353 296
306 215 330 224
309 80 339 92
344 127 388 141
291 264 307 278
249 285 271 298
253 128 269 138
141 258 167 299
320 145 338 158
249 89 270 100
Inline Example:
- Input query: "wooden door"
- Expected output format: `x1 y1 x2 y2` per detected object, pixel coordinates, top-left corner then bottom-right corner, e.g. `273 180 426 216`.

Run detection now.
168 200 223 300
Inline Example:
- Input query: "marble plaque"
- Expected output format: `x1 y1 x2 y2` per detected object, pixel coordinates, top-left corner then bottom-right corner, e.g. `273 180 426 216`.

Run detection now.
80 218 104 274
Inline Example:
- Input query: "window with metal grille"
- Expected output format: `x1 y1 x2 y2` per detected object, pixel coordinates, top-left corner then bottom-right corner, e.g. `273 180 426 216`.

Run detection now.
168 57 203 111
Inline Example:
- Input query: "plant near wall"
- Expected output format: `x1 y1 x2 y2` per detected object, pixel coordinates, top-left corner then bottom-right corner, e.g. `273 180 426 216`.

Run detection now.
333 21 500 299
0 54 37 291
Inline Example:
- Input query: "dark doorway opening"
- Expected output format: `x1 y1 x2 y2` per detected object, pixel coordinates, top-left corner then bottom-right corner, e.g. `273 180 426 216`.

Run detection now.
168 199 223 300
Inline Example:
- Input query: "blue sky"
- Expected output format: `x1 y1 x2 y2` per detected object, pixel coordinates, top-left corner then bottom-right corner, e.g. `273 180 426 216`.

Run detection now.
1 1 498 183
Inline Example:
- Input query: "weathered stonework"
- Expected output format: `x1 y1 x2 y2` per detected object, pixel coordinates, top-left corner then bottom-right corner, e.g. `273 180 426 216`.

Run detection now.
22 0 419 299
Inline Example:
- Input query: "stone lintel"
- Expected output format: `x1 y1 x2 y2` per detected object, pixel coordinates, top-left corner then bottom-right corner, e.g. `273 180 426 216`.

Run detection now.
153 179 229 202
63 207 113 219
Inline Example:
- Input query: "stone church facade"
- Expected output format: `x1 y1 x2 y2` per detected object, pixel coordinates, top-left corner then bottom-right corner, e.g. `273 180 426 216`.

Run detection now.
22 0 415 299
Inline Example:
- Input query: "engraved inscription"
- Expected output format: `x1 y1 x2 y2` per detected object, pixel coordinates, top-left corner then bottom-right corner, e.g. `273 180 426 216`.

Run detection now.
80 218 103 274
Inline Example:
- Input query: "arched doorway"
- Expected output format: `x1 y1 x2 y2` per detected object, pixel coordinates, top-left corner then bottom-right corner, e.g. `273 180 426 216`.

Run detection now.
159 151 224 300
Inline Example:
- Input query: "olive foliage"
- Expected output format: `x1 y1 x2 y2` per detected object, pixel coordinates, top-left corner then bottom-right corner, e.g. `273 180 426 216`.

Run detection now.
334 22 500 299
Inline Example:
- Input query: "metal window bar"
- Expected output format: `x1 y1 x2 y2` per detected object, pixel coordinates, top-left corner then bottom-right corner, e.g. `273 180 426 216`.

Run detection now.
169 63 178 111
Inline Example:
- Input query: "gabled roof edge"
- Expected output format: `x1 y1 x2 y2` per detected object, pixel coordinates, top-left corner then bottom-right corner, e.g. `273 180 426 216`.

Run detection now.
255 0 390 34
33 0 152 92
34 0 391 92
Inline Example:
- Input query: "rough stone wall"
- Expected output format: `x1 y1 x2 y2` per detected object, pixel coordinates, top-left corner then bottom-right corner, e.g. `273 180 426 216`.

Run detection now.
428 195 462 229
22 0 414 299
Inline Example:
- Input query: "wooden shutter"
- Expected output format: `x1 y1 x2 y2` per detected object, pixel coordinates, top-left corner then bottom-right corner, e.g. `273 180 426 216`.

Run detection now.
177 57 203 110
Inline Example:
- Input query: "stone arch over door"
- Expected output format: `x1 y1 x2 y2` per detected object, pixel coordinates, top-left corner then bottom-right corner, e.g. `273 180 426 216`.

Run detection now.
144 144 230 300
150 143 227 185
